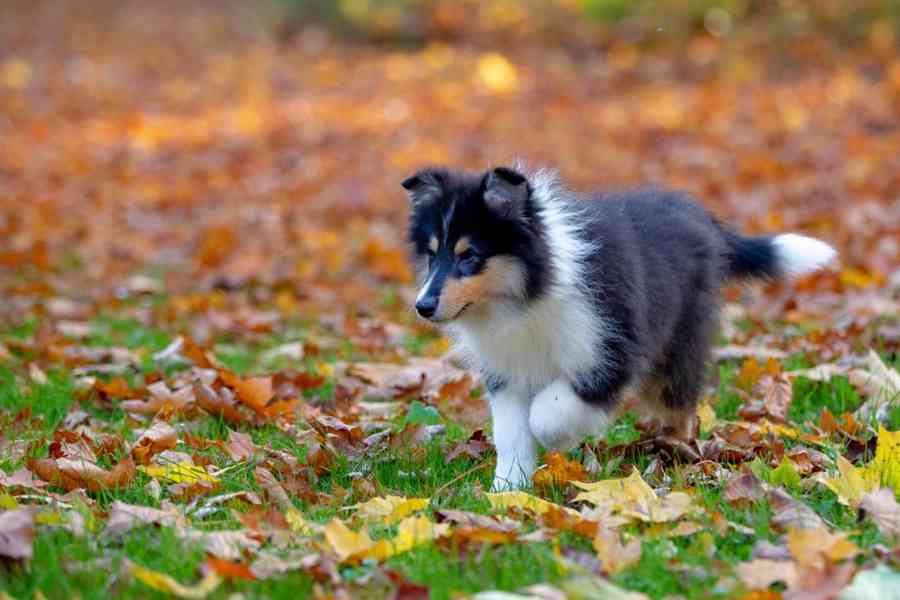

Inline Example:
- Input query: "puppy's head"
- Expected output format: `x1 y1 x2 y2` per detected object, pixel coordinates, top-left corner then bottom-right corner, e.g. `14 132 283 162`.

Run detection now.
403 166 549 323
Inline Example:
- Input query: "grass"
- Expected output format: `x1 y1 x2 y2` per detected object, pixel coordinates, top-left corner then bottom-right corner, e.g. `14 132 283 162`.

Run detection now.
1 313 898 600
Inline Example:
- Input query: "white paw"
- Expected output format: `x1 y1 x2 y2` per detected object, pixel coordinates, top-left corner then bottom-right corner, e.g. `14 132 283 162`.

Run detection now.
491 468 532 491
529 380 610 452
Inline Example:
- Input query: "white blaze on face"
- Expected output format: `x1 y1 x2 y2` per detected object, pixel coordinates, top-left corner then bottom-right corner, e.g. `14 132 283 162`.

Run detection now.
416 268 439 305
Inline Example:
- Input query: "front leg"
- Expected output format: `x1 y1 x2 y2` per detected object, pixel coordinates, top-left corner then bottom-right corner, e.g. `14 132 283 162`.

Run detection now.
489 385 537 491
528 379 613 452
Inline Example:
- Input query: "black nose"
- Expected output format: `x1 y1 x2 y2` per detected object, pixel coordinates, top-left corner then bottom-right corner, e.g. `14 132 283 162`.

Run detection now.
415 297 437 318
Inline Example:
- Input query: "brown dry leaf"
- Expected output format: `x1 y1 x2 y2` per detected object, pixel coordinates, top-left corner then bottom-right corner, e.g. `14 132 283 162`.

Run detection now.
131 421 178 465
445 429 492 461
0 468 48 491
0 506 38 560
29 456 136 493
105 500 185 536
179 529 262 560
225 429 256 462
735 559 799 590
221 372 274 413
785 562 857 600
724 469 767 505
859 488 900 539
437 509 519 545
769 488 827 531
760 375 793 422
206 556 256 581
194 382 254 425
121 381 195 415
593 528 642 575
533 452 588 489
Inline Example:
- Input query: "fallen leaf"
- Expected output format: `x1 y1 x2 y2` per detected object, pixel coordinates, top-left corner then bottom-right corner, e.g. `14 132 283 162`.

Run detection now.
787 528 859 570
225 429 256 462
105 500 184 536
0 468 48 491
820 455 877 507
352 495 430 524
366 515 450 561
205 556 256 580
769 488 827 531
735 559 798 590
128 560 221 599
533 453 588 489
487 491 581 518
131 421 178 465
859 488 900 538
323 518 376 561
29 456 136 492
860 426 900 493
572 470 695 523
139 462 218 485
593 528 641 575
0 506 38 559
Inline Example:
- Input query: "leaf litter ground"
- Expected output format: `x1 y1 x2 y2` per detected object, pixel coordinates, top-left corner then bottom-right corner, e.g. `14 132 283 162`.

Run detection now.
1 2 900 599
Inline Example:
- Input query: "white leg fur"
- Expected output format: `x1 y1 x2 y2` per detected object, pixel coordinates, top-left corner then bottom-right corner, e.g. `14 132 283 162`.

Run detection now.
772 233 837 277
489 388 537 491
529 380 611 453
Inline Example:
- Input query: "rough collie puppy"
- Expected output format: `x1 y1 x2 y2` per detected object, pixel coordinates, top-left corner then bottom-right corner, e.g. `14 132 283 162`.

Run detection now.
403 165 836 490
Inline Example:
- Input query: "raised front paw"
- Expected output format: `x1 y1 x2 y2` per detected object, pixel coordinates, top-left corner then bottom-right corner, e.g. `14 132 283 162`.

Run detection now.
529 380 611 452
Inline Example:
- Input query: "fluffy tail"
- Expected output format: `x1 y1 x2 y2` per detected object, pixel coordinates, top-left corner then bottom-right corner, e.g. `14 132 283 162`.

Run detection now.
720 228 837 280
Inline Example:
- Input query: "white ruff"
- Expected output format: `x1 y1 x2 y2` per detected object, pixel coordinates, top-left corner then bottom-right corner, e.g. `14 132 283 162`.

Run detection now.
772 233 837 277
446 168 604 391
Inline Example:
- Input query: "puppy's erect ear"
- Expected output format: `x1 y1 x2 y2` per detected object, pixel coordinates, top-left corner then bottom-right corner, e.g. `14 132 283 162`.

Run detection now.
483 167 529 219
401 169 442 205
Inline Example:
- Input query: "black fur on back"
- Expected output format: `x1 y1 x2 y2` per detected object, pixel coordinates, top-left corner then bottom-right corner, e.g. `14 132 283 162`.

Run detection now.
568 188 778 414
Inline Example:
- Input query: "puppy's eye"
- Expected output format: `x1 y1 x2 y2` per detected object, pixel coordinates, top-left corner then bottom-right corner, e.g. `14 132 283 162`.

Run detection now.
458 249 479 262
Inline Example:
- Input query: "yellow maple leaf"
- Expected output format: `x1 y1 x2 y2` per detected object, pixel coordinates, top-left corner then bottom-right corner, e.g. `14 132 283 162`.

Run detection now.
821 456 878 506
323 516 449 563
129 562 221 599
697 400 718 435
285 507 314 535
352 495 429 524
323 518 376 562
138 463 219 485
861 427 900 494
572 470 694 523
367 515 450 560
787 528 859 570
487 491 581 517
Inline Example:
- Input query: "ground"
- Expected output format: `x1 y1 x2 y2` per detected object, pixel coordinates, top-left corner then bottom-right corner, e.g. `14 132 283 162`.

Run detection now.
1 1 899 599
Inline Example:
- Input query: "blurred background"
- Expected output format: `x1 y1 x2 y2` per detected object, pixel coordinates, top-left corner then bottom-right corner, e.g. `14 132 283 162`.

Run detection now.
1 0 898 346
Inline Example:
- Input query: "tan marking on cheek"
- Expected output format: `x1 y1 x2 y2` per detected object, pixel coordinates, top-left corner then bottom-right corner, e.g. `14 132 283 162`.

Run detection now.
442 272 491 316
436 256 526 319
454 237 471 256
428 236 438 254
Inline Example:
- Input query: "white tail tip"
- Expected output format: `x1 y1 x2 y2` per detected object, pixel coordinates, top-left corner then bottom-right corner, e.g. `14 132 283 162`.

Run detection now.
773 233 837 277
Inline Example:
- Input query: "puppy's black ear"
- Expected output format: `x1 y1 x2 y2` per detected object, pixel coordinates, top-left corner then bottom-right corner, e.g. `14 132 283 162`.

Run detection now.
401 169 442 205
484 167 529 219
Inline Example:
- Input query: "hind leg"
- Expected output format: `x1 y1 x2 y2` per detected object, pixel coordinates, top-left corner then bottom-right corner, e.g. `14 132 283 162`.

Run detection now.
651 306 718 441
